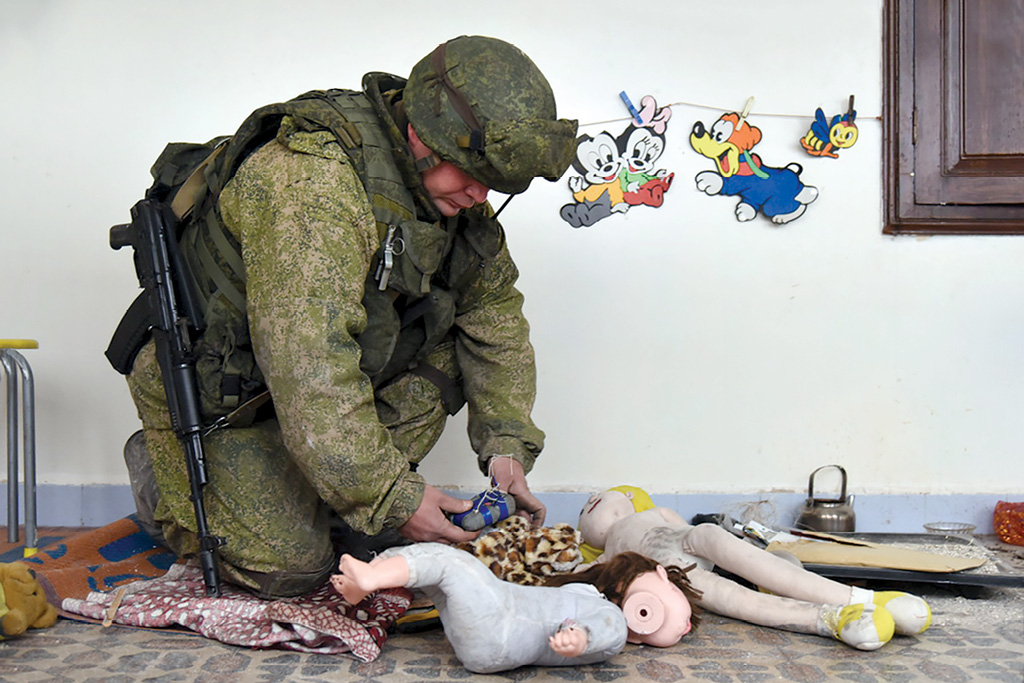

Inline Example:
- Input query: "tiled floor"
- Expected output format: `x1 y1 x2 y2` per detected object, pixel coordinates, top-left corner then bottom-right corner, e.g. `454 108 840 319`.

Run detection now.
1 532 1022 683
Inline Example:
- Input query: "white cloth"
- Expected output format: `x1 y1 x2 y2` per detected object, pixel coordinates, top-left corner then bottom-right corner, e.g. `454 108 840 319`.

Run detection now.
383 543 627 673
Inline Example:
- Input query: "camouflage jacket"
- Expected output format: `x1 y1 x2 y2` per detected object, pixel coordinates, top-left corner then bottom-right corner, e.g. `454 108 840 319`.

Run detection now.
214 83 544 534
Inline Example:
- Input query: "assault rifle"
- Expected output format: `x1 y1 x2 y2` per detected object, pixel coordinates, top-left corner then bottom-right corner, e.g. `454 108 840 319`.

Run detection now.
107 197 224 597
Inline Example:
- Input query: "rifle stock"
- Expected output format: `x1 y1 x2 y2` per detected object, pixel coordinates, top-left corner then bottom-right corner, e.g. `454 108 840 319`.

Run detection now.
109 198 224 596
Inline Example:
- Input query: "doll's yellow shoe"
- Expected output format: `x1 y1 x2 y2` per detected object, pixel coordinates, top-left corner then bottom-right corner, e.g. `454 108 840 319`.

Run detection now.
871 591 932 635
820 603 895 651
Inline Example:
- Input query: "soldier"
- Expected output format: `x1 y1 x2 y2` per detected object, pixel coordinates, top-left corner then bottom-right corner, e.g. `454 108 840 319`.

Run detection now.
117 35 578 597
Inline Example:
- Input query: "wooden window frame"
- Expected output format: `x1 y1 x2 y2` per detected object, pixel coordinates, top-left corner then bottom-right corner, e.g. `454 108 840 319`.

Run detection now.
883 0 1024 235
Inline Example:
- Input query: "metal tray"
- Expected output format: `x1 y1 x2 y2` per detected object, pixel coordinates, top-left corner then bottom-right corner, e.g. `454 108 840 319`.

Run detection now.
799 532 1024 588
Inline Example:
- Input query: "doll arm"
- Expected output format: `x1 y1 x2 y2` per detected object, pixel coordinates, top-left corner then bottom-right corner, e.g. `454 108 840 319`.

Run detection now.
657 507 688 525
549 619 589 657
549 585 629 663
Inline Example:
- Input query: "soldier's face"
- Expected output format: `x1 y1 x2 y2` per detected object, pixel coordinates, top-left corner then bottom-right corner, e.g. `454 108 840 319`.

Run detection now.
408 125 490 216
421 162 490 217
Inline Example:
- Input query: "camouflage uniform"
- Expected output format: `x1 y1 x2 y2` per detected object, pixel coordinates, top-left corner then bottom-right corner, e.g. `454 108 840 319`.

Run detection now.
126 78 545 596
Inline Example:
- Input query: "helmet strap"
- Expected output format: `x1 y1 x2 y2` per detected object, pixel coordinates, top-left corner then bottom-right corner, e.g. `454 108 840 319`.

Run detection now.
414 152 443 172
431 43 486 153
492 193 514 219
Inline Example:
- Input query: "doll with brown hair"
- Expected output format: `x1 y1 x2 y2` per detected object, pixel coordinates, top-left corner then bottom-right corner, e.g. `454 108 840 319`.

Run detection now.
578 486 933 651
331 544 698 673
544 550 703 647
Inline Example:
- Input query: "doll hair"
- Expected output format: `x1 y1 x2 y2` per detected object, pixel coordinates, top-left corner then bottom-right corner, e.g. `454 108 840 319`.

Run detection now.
545 551 703 629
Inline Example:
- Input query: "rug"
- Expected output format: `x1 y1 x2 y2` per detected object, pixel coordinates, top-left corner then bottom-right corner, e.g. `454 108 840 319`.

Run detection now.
14 515 177 602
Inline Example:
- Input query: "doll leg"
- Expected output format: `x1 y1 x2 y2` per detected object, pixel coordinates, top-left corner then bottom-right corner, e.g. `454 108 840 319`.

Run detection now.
681 524 930 636
686 565 893 650
332 553 410 605
335 544 500 608
333 544 512 671
686 563 822 632
383 543 514 672
681 524 851 603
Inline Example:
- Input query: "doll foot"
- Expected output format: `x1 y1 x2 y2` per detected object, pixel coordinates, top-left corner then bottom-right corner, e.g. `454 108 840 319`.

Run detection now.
850 587 932 635
870 592 932 635
820 603 895 651
330 554 373 605
451 489 516 531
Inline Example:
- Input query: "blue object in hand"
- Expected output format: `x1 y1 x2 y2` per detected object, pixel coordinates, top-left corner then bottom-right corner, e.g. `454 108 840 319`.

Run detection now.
451 486 516 531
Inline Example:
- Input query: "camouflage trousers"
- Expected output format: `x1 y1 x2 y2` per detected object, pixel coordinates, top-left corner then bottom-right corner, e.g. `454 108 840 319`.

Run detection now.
124 341 457 598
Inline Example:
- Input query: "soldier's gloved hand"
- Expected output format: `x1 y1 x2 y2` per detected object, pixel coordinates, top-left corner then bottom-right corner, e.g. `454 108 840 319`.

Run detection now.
490 456 547 527
398 485 479 544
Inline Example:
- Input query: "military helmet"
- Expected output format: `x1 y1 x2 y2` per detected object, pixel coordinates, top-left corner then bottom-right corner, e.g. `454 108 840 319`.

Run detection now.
404 35 578 195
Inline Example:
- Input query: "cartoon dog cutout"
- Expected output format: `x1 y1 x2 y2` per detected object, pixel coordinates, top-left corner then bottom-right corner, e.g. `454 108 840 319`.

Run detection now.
690 113 817 224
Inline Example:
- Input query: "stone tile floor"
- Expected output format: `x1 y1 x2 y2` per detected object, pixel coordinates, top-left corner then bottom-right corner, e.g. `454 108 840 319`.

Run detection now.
1 539 1022 683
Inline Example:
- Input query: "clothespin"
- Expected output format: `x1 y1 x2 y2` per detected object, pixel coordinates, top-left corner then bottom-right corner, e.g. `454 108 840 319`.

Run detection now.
847 95 855 118
738 96 755 127
619 91 643 125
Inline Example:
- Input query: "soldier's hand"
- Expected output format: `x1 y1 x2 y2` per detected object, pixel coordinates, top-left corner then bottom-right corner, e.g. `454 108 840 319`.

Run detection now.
398 485 478 544
490 456 547 527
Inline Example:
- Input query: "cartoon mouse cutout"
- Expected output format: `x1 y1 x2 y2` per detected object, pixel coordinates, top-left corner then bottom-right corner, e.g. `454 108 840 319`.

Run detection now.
690 112 817 224
560 96 674 228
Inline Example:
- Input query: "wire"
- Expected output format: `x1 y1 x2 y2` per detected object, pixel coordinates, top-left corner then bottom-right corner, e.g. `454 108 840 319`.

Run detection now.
580 98 880 129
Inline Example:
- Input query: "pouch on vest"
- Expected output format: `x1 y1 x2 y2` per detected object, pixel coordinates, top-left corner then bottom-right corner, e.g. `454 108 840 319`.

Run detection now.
358 287 401 378
382 218 449 297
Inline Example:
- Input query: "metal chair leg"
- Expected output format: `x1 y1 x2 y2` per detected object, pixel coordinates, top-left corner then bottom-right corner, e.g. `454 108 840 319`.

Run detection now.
2 346 38 556
2 351 17 545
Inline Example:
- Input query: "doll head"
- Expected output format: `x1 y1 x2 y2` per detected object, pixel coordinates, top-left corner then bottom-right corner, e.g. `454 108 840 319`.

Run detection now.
546 551 701 646
578 486 655 553
620 564 693 646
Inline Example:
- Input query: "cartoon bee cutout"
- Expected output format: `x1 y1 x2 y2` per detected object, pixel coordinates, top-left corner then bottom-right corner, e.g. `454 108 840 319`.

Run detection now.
800 103 858 159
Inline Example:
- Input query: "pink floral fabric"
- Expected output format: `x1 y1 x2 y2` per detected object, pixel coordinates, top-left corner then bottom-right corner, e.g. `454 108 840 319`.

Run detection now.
61 562 411 660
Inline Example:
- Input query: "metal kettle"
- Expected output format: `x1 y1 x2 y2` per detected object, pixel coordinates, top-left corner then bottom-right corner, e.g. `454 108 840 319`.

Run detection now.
794 465 856 532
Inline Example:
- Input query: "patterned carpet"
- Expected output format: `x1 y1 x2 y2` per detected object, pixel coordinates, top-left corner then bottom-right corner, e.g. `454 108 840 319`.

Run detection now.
2 579 1021 682
2 538 1022 682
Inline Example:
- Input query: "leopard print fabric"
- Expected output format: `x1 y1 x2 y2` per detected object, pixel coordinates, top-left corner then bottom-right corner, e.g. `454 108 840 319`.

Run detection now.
456 516 582 585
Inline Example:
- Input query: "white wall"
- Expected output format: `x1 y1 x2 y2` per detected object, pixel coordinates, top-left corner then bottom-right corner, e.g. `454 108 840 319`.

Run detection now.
2 0 1022 509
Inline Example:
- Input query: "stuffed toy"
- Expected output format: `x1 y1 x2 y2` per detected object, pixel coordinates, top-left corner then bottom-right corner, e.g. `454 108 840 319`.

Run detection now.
577 486 933 651
0 562 58 640
455 515 582 585
332 543 697 673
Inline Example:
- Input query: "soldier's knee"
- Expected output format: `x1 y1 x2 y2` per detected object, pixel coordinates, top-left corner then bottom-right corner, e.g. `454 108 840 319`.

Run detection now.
226 550 336 598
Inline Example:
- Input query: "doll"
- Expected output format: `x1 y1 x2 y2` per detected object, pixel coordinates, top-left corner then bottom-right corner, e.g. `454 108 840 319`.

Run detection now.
331 543 696 673
577 486 933 651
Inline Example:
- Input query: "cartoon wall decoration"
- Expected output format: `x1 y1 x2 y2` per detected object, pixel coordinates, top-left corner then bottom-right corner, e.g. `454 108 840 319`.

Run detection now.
560 94 675 228
690 100 818 225
800 96 858 159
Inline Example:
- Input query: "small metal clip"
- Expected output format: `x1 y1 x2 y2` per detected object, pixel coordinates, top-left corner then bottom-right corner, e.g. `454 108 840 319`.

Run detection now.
376 225 398 291
203 416 229 437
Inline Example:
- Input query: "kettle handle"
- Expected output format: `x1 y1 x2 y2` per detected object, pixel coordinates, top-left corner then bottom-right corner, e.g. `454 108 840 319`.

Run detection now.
807 465 847 501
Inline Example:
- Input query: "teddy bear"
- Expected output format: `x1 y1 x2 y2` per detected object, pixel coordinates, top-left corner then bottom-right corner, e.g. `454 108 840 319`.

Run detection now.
456 515 582 585
0 562 59 639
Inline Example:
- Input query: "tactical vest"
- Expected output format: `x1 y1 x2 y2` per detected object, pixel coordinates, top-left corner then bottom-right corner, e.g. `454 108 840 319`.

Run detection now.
141 79 504 420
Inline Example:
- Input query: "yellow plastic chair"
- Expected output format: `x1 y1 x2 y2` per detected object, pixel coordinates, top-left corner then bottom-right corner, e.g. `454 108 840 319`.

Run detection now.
1 339 39 556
